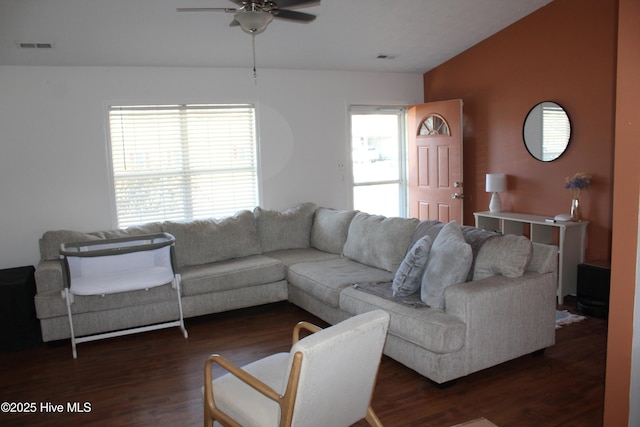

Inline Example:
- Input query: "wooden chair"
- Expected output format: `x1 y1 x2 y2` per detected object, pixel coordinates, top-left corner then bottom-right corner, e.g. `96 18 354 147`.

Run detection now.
203 310 390 427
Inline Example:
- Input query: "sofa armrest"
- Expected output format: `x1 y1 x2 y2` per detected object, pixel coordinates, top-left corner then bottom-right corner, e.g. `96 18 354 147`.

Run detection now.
34 259 67 294
444 271 557 375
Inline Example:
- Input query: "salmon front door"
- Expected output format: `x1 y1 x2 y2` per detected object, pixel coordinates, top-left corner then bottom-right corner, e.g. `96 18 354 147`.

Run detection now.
408 99 463 223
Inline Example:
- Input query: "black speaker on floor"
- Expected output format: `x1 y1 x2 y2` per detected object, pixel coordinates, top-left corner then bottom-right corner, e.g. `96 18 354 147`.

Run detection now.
576 262 610 318
0 266 42 351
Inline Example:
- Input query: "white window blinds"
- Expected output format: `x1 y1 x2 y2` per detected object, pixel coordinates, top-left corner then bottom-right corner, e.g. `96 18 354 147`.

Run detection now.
108 104 259 227
542 105 571 161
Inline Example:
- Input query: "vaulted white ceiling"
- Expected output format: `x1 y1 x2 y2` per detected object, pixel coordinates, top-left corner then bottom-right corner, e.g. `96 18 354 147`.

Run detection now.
0 0 553 73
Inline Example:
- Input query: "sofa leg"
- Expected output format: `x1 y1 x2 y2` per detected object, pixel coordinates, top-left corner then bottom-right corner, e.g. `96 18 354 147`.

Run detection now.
531 348 546 357
430 379 457 389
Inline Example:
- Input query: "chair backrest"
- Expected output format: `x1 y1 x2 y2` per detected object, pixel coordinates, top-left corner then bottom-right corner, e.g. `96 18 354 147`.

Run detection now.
285 310 390 427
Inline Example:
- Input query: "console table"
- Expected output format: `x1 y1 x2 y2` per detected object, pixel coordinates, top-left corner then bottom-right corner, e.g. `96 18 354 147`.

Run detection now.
474 211 587 304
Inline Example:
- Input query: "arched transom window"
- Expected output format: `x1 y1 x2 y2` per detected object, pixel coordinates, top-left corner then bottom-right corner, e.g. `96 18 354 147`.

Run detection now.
418 114 450 136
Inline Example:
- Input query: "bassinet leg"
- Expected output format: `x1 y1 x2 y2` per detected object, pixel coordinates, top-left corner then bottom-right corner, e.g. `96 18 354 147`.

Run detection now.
63 288 78 359
174 274 188 339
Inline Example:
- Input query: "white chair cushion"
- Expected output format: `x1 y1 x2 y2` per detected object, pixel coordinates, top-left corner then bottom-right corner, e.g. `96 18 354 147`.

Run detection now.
210 352 289 426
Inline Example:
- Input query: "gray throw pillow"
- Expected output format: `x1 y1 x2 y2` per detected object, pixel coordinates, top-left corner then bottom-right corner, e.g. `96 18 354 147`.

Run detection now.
473 234 533 280
392 235 432 297
254 203 316 252
310 208 358 254
421 221 472 310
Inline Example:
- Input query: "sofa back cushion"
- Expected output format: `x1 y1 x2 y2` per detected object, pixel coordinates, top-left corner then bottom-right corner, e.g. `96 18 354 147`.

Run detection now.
39 222 163 261
310 208 358 254
343 212 419 273
473 234 533 280
527 242 558 274
163 210 261 268
254 203 316 252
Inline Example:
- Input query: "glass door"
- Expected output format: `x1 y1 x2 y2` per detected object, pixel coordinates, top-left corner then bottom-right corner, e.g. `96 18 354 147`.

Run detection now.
350 106 406 217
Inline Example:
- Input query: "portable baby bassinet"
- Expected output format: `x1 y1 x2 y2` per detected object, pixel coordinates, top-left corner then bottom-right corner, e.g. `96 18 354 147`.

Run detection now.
60 232 188 358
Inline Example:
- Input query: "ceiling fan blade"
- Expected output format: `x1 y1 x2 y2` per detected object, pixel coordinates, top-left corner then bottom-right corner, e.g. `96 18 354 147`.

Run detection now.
275 0 320 9
176 7 237 13
273 9 316 22
229 18 240 27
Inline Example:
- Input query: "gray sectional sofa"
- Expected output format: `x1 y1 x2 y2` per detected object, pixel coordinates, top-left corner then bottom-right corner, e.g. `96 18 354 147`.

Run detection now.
34 202 558 384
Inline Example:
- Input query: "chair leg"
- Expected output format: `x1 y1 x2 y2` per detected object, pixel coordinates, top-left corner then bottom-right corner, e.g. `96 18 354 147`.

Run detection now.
365 406 384 427
204 405 211 427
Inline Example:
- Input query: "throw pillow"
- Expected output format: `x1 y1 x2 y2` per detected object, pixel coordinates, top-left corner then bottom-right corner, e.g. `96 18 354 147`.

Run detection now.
342 212 419 273
254 203 316 252
392 235 432 297
421 221 472 310
310 208 358 254
473 234 533 280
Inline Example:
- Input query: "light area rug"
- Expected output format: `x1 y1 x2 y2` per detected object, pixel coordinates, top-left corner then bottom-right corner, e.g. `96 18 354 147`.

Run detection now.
556 309 587 329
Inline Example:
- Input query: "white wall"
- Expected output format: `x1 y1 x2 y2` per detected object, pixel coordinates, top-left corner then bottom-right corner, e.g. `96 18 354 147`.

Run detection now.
0 65 423 269
630 202 640 427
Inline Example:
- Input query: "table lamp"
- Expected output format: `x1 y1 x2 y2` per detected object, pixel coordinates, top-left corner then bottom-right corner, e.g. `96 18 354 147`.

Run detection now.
486 173 506 212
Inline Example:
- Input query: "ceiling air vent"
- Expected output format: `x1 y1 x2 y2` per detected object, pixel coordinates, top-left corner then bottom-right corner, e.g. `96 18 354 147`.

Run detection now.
17 42 54 49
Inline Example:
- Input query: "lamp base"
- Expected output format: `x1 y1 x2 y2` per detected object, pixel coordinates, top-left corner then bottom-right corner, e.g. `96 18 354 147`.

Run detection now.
489 192 502 212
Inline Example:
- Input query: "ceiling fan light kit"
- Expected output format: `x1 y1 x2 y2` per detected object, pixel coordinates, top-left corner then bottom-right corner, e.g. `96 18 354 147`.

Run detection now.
177 0 318 33
178 0 319 79
234 10 273 34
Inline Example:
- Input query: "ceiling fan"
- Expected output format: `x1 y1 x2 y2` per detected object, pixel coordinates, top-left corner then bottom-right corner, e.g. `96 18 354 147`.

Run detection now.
177 0 320 35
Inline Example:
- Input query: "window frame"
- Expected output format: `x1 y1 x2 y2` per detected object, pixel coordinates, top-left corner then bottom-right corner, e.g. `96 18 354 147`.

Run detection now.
106 103 260 228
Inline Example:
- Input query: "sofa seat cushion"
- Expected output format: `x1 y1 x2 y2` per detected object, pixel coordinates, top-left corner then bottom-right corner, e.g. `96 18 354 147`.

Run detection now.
287 258 394 308
339 286 466 354
34 283 178 319
179 255 285 297
264 248 341 268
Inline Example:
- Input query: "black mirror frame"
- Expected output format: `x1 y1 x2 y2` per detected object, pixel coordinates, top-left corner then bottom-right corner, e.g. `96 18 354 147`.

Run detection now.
522 101 572 162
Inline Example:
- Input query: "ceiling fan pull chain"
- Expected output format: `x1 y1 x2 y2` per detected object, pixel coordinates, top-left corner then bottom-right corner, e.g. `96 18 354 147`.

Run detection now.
252 33 258 82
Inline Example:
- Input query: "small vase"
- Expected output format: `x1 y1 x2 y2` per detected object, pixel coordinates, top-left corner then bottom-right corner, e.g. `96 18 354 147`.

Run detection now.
570 197 582 221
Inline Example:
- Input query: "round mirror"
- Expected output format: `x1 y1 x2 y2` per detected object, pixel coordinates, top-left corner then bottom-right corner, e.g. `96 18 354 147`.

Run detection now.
523 101 571 162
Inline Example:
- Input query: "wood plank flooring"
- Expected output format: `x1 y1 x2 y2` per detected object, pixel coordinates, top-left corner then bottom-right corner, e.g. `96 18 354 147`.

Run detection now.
0 299 606 426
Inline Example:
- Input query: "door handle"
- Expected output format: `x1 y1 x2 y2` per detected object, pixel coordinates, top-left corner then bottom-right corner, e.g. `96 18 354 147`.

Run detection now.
451 193 464 199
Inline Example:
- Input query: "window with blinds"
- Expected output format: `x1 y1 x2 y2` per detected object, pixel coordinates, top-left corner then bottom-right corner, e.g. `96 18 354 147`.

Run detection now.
108 104 259 228
542 104 571 161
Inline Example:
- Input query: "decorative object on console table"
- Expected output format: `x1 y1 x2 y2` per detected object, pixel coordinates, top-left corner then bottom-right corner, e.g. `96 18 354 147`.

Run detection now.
564 172 591 222
577 261 610 318
0 266 41 351
486 173 506 212
474 211 588 305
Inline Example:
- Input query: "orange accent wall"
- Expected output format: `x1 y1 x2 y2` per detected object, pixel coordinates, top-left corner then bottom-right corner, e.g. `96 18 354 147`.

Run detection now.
422 0 617 263
604 0 639 424
422 1 640 425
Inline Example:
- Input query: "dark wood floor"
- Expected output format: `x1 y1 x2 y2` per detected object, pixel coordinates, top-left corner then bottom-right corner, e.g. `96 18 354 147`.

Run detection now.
0 298 606 427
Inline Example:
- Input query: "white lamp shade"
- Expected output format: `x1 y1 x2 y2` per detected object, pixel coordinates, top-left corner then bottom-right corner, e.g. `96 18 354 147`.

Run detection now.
486 173 506 193
234 11 273 34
